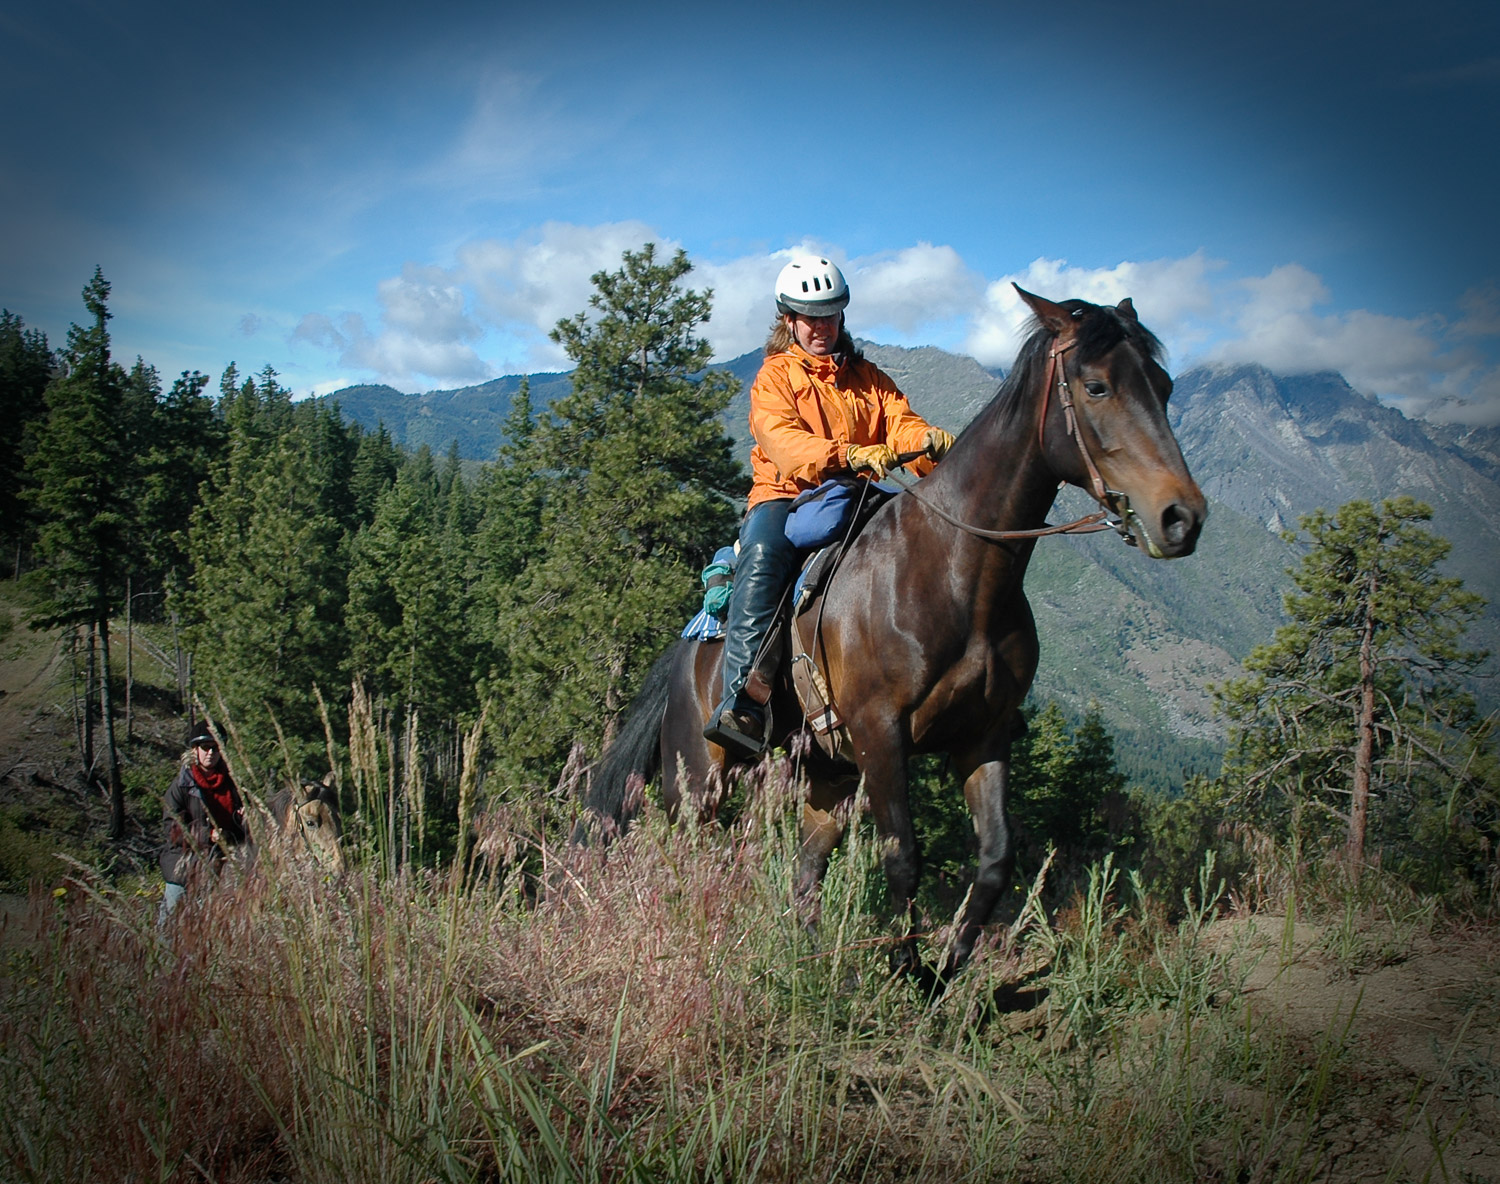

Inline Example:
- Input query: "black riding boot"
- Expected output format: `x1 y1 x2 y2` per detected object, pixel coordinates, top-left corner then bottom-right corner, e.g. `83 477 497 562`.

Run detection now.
704 499 798 760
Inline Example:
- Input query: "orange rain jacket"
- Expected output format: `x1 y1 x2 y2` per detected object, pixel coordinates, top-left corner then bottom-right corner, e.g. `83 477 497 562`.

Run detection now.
746 345 939 510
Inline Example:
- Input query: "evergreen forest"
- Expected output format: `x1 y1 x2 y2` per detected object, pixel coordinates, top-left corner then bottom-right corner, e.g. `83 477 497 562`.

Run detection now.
3 248 1496 908
2 250 1498 1182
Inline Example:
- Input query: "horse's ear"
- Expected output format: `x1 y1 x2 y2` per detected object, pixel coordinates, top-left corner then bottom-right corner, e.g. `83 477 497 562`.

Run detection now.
1013 284 1073 332
1116 297 1137 322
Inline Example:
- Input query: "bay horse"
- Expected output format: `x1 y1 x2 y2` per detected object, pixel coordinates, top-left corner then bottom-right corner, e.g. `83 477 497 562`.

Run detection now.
580 287 1206 982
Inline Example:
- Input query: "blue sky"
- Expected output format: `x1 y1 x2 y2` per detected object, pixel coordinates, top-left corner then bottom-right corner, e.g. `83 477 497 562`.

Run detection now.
3 0 1497 423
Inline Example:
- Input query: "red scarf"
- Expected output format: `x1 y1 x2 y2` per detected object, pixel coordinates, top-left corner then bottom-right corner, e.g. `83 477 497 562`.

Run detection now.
190 762 225 793
191 762 237 827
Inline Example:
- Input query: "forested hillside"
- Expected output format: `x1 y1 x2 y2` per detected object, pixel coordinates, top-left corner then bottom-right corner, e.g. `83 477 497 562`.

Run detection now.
326 337 1500 790
3 250 1494 913
0 250 745 855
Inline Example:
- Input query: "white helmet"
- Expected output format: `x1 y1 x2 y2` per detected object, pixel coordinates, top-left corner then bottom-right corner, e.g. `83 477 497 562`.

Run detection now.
774 255 849 318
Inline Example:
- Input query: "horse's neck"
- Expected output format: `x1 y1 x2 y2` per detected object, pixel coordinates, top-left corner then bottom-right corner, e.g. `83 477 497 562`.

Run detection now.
921 398 1060 539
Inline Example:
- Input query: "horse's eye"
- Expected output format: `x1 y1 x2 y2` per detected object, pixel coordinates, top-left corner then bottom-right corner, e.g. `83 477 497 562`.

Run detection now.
1084 381 1109 397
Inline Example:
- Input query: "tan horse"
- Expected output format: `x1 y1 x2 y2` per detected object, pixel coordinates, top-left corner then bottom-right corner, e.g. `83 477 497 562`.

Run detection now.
265 773 345 875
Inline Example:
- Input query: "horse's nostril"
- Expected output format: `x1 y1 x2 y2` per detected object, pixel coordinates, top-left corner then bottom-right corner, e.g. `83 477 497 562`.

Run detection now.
1162 504 1191 546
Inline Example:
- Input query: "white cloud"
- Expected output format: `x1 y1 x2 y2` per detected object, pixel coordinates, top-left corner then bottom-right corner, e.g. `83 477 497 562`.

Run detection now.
694 252 784 359
291 263 492 387
699 241 987 360
963 252 1219 368
458 221 674 368
847 243 985 334
1209 264 1500 425
1456 283 1500 339
378 263 481 344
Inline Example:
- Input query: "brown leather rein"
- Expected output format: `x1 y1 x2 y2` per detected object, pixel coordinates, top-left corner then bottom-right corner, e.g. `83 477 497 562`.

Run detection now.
889 330 1139 545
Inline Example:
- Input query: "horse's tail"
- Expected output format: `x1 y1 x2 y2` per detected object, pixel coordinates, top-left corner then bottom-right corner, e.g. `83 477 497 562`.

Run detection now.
571 642 678 844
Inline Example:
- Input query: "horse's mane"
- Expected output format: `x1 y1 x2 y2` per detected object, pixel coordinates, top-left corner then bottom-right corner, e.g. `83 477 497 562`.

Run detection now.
971 299 1166 436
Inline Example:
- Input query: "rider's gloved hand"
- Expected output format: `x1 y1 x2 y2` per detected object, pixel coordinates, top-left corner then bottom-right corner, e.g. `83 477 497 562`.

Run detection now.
922 428 955 459
847 443 898 479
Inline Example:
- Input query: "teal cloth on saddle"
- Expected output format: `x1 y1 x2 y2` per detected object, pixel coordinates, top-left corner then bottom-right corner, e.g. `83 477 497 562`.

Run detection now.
701 562 733 617
682 545 737 640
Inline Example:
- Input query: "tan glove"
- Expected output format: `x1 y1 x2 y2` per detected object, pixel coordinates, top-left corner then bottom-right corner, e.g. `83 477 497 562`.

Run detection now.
846 443 898 479
923 427 955 459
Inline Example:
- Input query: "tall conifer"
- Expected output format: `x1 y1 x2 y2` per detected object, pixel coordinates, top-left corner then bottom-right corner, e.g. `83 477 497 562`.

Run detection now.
1216 497 1489 882
490 245 744 778
0 311 56 572
25 269 133 834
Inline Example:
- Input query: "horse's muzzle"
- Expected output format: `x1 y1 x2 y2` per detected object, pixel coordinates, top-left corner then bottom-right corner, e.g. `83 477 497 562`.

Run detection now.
1149 498 1206 558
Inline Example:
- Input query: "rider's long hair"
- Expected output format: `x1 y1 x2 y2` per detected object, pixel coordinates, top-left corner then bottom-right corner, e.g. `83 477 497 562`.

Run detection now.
763 313 861 359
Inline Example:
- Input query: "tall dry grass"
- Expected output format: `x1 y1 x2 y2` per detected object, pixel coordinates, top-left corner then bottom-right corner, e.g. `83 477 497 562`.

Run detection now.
0 748 1479 1182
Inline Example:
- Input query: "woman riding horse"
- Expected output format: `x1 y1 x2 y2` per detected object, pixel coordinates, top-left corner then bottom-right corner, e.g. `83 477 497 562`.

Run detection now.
589 284 1206 984
702 254 956 760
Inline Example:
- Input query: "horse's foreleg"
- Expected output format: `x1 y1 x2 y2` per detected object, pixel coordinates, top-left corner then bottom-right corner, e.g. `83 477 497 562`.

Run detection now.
858 749 927 982
943 755 1016 978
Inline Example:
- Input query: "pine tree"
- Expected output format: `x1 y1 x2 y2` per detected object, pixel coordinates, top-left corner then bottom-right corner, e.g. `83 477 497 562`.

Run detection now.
137 370 227 591
472 382 542 589
1215 497 1489 884
1010 701 1126 853
346 458 477 725
25 269 134 835
181 369 354 775
909 700 1128 898
349 421 402 526
490 245 744 778
0 310 56 573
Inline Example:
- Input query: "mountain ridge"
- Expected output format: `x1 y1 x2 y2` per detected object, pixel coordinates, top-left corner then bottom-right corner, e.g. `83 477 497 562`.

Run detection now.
319 351 1499 789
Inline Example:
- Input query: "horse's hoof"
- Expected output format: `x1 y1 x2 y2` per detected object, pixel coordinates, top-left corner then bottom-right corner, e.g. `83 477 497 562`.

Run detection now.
889 947 944 999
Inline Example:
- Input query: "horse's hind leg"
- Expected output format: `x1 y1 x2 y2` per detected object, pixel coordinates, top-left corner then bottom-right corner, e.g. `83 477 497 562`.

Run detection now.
795 800 845 930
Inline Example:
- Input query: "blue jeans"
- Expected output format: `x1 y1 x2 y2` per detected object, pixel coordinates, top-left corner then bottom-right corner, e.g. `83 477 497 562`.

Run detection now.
718 498 800 713
157 881 186 929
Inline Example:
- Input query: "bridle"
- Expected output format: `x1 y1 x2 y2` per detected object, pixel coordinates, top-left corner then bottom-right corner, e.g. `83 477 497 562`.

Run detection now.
891 324 1148 547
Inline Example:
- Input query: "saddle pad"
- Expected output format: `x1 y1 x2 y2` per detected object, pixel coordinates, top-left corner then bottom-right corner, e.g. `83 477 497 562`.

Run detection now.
681 607 727 641
792 544 841 616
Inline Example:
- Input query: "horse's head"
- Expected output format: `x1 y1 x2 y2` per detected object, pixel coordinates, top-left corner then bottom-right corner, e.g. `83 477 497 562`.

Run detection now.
1015 286 1206 558
290 772 345 874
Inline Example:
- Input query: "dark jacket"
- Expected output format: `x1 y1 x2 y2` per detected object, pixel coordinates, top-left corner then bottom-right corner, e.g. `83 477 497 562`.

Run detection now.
159 761 249 885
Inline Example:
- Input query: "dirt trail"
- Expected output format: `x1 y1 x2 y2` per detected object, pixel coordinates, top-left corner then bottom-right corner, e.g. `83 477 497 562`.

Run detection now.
1226 914 1500 1181
0 605 73 774
0 594 170 880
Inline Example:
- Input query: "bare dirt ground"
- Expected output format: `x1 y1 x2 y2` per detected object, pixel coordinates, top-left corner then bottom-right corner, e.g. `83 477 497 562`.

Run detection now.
0 594 174 885
0 605 99 849
1215 913 1500 1182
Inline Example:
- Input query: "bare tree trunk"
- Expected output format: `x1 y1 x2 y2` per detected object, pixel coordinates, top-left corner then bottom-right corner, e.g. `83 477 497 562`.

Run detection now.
1348 574 1379 882
68 628 83 758
98 616 125 839
83 624 97 777
125 575 134 742
602 650 626 750
170 605 187 710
